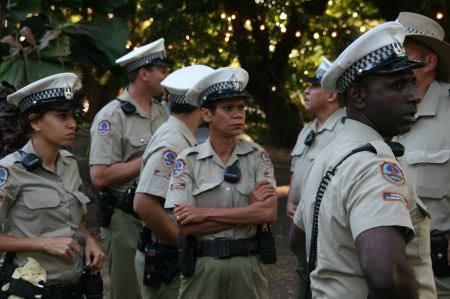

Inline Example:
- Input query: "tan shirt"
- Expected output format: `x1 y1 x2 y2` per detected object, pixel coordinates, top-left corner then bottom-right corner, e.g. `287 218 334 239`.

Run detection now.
294 119 436 299
89 89 168 193
137 116 197 199
165 138 276 240
394 80 450 233
290 108 346 203
0 140 90 284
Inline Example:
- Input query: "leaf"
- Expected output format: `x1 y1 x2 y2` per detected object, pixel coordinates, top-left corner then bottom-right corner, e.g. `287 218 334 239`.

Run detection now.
7 0 42 22
25 59 73 82
19 27 36 46
39 43 71 59
38 30 62 50
0 58 24 87
70 18 128 64
1 36 22 49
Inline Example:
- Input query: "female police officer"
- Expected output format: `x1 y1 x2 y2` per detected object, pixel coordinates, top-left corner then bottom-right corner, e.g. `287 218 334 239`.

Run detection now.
0 73 105 298
165 67 278 299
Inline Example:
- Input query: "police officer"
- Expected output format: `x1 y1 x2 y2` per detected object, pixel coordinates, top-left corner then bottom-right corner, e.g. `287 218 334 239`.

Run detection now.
89 39 169 299
164 67 278 299
133 65 214 298
288 57 345 299
293 22 436 298
395 12 450 298
0 73 105 298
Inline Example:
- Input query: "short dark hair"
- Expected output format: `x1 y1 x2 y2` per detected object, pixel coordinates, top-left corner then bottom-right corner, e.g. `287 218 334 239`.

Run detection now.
201 100 218 114
169 102 197 114
127 65 156 83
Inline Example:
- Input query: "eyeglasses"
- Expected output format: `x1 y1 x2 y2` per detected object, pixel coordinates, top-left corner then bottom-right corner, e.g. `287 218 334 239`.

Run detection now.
304 130 316 146
224 160 241 183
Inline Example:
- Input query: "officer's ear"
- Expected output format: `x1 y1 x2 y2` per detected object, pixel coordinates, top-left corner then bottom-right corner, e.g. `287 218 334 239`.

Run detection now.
346 83 366 110
200 107 212 123
27 113 43 132
423 51 438 73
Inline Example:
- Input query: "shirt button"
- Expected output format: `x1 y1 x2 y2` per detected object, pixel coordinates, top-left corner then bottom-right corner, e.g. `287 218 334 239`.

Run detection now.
398 135 403 139
226 187 230 191
140 138 145 143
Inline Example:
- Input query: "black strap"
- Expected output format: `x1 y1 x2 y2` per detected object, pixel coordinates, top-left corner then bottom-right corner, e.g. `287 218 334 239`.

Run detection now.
118 99 136 115
6 278 45 298
306 143 376 291
195 238 259 258
0 252 16 283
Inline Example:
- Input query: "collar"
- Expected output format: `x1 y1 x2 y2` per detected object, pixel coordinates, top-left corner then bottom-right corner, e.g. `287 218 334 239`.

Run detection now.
167 116 197 147
341 119 384 142
118 89 153 118
21 140 67 175
316 107 346 133
197 138 255 167
416 80 441 117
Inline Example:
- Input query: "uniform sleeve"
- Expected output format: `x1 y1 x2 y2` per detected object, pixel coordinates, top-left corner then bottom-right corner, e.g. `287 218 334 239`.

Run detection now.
0 165 19 222
345 159 414 241
89 108 123 165
136 147 177 199
255 148 277 187
164 156 195 208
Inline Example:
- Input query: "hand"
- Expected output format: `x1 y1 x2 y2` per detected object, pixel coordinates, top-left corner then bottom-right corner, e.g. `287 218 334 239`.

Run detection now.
286 199 298 221
174 203 206 226
84 236 106 273
249 180 277 204
40 237 81 259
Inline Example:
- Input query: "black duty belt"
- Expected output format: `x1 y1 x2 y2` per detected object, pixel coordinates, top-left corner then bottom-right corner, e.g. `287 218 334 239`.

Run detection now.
195 238 259 259
4 278 83 299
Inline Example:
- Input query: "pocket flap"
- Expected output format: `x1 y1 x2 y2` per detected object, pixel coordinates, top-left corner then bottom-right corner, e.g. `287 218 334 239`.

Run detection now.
192 182 221 196
291 143 306 157
72 191 91 204
236 182 253 196
416 196 431 219
405 149 450 165
127 134 151 147
24 191 60 209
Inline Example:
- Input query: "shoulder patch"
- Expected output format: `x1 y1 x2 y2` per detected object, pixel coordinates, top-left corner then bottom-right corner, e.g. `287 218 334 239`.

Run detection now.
173 159 186 177
161 149 177 167
0 166 10 186
378 161 405 186
382 191 409 208
97 120 111 136
259 150 272 165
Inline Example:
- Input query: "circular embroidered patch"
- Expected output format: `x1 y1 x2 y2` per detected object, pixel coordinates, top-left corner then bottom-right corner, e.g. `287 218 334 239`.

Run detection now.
97 120 111 136
161 149 177 167
0 166 9 186
173 160 186 177
379 161 405 186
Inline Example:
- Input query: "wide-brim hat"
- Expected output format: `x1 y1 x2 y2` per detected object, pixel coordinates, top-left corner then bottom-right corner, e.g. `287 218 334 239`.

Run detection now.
185 67 250 107
322 22 426 93
397 12 450 83
115 38 170 72
7 73 79 115
305 56 333 84
161 65 215 106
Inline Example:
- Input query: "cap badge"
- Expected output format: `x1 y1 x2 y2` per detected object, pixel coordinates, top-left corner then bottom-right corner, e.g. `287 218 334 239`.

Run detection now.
229 74 240 91
64 84 73 100
392 37 405 57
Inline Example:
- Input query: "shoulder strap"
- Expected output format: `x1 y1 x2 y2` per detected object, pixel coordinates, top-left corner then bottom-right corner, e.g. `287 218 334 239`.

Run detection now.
117 99 136 115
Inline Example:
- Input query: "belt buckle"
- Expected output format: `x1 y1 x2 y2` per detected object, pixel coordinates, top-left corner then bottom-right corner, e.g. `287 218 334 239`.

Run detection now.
217 238 230 259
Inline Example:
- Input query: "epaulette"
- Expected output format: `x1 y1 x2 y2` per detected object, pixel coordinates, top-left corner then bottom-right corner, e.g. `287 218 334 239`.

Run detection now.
184 146 200 157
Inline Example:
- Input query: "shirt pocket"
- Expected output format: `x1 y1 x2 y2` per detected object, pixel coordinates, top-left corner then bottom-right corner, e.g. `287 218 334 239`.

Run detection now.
124 133 151 159
71 191 90 219
405 149 450 199
291 143 306 171
23 191 60 209
192 182 221 208
235 181 253 207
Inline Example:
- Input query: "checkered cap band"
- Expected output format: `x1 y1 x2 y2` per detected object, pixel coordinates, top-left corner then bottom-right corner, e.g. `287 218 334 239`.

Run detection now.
336 40 406 93
168 93 187 105
18 88 66 113
124 50 166 72
404 26 438 38
200 81 243 103
315 68 326 81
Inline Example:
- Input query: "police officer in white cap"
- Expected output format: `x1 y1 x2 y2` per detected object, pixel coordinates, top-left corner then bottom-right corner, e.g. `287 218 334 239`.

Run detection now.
292 22 436 298
0 73 105 298
89 38 169 299
288 56 345 299
164 67 278 299
132 65 214 299
394 12 450 298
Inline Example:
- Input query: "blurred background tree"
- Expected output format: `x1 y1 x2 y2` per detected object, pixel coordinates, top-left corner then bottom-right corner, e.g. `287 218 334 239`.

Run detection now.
1 0 449 147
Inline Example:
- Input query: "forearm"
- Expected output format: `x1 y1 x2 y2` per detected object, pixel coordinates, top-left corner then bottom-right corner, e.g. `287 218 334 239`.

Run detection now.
134 193 179 246
180 221 233 236
203 195 277 225
90 156 142 189
0 233 46 252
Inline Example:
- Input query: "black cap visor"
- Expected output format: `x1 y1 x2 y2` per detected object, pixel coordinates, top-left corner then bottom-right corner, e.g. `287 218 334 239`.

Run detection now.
23 97 82 115
201 89 251 106
305 77 321 84
370 56 426 75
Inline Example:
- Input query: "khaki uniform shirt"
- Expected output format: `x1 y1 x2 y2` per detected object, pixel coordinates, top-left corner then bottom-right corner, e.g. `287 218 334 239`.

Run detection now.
89 89 168 194
394 80 450 233
165 138 276 240
0 140 90 284
294 119 436 299
290 108 346 203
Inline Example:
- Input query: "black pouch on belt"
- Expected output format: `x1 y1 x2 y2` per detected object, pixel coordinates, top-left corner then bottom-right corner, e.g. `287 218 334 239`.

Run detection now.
431 233 450 277
257 224 277 264
178 235 196 276
144 242 162 288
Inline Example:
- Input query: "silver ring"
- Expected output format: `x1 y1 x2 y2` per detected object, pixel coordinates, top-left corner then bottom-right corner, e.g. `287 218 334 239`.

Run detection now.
176 215 180 221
